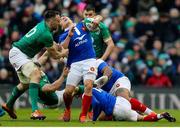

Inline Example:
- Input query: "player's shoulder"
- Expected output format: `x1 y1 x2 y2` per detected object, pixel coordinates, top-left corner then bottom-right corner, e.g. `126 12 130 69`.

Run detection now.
99 22 108 29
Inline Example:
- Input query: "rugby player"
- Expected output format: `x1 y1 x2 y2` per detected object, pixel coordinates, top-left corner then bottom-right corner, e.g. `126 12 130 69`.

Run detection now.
58 16 102 122
83 5 114 60
2 10 68 120
94 59 156 117
2 51 67 120
76 87 176 122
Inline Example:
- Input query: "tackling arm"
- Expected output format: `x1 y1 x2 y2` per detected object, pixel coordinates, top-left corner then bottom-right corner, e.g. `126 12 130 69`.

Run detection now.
61 25 75 49
38 51 49 66
47 41 68 59
42 67 69 92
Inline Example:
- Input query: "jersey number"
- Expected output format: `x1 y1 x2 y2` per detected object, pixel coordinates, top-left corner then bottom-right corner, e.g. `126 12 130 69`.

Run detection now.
74 27 81 35
25 26 37 37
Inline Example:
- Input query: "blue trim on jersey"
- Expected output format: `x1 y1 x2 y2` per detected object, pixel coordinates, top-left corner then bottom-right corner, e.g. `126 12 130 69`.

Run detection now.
97 61 124 92
58 22 96 66
92 88 116 121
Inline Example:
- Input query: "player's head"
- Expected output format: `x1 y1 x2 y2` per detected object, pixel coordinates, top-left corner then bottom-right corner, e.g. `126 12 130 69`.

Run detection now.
60 16 73 30
83 5 95 18
44 10 61 30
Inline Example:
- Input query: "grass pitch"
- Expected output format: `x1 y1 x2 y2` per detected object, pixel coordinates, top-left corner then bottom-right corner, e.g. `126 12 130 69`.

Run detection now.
0 108 180 127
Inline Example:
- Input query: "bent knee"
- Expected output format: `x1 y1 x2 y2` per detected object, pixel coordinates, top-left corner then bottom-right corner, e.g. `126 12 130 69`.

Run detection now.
65 85 75 95
115 88 130 100
84 80 93 93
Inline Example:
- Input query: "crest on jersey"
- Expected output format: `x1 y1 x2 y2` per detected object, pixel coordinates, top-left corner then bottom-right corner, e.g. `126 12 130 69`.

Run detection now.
82 26 86 31
116 84 120 87
90 67 95 72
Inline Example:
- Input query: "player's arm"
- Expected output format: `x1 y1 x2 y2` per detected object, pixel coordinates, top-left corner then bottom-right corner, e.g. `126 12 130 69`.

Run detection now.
61 25 75 49
94 60 112 88
47 41 68 59
100 23 114 60
83 17 102 31
41 67 69 92
92 96 102 121
98 59 112 79
41 32 68 60
101 38 114 60
38 51 49 66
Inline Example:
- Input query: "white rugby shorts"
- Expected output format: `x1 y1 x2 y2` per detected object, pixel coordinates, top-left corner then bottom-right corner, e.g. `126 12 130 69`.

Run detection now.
109 76 131 95
113 96 138 121
66 58 97 86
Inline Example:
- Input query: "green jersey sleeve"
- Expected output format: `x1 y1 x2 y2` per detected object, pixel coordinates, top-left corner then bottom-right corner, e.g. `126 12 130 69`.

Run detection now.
39 32 53 48
99 22 111 42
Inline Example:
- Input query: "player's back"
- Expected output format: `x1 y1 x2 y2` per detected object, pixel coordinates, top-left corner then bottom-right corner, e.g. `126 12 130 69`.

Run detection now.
59 22 96 66
13 20 53 58
38 73 58 105
92 88 116 116
97 60 124 92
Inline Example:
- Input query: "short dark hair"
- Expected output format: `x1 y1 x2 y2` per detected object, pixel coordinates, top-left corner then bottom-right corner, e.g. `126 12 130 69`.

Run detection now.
44 10 61 21
84 5 95 12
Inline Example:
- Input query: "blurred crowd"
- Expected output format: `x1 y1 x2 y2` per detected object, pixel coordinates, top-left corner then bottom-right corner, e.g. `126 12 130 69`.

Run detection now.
0 0 179 87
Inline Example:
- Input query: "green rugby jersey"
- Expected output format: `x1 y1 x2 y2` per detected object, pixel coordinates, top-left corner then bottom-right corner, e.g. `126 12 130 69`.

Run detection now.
84 18 111 58
13 21 53 58
38 74 58 106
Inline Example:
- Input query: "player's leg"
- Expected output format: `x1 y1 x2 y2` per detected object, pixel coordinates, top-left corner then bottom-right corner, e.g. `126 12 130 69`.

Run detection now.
3 47 31 119
114 76 154 115
55 90 65 107
21 62 45 120
2 82 28 119
61 64 82 122
113 96 133 121
80 59 97 122
139 112 175 122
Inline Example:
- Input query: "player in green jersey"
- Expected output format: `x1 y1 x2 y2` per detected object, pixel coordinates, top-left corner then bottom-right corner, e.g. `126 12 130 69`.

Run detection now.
2 10 68 120
3 51 69 120
83 5 114 60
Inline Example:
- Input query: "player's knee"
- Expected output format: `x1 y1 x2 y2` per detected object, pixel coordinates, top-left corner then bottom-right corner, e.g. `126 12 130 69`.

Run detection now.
115 88 130 100
84 80 93 93
65 85 75 95
29 68 41 82
17 83 29 90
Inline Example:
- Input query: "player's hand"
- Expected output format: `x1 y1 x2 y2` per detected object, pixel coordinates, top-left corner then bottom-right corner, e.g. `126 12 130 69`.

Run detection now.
60 46 69 57
91 15 102 29
56 43 62 51
68 24 75 37
62 67 69 78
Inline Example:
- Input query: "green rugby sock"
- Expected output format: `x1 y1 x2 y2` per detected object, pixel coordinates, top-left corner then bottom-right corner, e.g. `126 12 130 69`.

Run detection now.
6 86 25 109
29 83 39 112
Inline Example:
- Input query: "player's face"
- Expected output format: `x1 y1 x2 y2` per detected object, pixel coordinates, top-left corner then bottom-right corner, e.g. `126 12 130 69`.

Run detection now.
60 16 72 29
50 14 61 30
83 10 95 18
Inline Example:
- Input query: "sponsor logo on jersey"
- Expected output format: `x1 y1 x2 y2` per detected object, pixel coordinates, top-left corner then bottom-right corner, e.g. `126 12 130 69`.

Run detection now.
75 39 88 47
74 34 86 41
74 34 88 47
